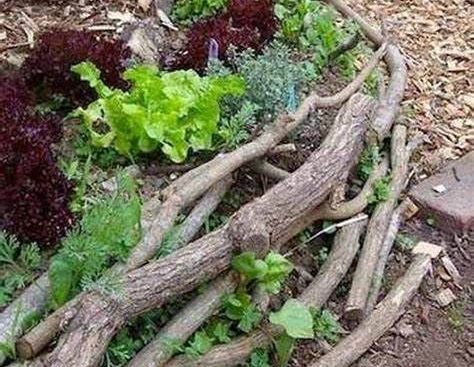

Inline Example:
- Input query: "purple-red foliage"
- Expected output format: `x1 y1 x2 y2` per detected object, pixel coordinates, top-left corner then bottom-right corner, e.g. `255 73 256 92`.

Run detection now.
0 77 74 247
174 0 278 71
21 29 131 105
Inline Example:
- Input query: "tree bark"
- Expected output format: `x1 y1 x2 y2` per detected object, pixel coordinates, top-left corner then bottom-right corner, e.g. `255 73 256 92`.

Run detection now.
345 124 409 321
311 254 431 367
38 93 371 367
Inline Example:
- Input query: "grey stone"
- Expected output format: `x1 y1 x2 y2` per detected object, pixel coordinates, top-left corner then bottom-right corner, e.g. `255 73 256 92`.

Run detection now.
410 151 474 232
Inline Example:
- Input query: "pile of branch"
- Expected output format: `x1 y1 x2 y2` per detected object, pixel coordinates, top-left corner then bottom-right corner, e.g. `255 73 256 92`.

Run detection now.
0 1 434 367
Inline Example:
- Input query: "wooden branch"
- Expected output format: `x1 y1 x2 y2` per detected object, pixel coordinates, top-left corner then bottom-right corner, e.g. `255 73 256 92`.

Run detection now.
166 218 366 367
345 124 409 321
31 94 371 367
365 198 412 314
127 273 238 367
268 143 297 155
325 0 408 142
301 43 386 109
178 177 233 244
329 31 360 61
315 157 389 221
311 254 431 367
275 156 389 248
0 275 49 365
249 160 290 181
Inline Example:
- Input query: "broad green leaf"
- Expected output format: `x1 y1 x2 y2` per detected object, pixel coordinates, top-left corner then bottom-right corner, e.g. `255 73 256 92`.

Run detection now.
71 61 112 98
274 333 295 367
231 252 268 281
49 258 74 308
269 299 314 339
261 252 293 294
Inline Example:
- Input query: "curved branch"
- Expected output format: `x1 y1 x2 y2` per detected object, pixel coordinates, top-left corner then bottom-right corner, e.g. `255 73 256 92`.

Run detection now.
325 0 408 141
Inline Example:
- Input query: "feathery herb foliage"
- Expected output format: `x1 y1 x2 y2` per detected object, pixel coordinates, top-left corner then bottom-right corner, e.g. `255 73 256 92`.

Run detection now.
48 173 141 308
0 233 42 307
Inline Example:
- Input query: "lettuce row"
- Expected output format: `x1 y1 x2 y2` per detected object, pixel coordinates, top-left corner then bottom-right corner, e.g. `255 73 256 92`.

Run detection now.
72 62 245 163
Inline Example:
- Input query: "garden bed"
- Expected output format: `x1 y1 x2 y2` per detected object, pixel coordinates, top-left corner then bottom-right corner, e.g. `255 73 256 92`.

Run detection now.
1 1 470 367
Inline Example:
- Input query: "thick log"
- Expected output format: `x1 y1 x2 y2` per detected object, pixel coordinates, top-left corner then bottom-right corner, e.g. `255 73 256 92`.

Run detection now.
39 93 371 367
345 124 409 321
311 254 431 367
166 218 366 367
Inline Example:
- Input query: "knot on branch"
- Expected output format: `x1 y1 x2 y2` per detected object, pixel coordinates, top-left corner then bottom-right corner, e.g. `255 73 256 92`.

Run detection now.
228 210 270 257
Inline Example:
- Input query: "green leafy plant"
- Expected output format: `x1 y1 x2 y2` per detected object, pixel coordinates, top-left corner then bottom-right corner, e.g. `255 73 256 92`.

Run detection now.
48 173 141 308
72 62 245 163
248 348 271 367
222 291 262 333
311 308 342 342
219 101 260 150
229 42 316 118
274 0 357 73
207 320 232 343
269 298 314 339
231 251 293 294
368 176 391 206
173 0 229 22
395 232 417 252
0 233 42 307
184 330 215 359
357 144 381 181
